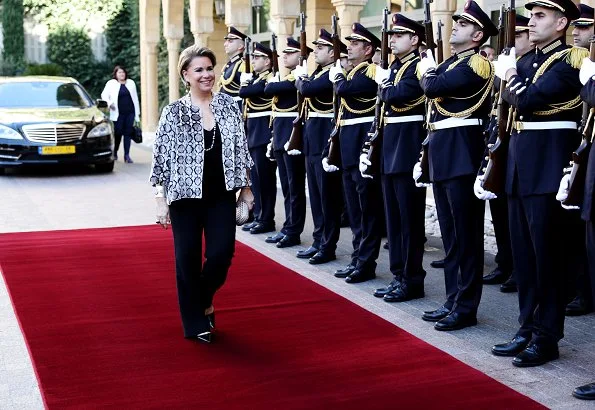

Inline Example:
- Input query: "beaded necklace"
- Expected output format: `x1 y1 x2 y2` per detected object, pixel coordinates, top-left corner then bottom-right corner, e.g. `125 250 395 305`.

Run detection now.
203 122 217 152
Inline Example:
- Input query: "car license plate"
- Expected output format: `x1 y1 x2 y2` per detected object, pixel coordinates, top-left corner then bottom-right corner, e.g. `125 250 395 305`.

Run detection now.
38 146 76 155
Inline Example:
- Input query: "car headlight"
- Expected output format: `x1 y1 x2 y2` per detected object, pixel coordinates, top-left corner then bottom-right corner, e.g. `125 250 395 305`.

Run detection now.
88 122 112 138
0 124 23 140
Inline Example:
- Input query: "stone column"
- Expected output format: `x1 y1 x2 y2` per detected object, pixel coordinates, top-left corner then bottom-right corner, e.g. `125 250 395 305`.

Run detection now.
269 0 300 76
432 0 456 60
226 0 251 34
162 0 185 103
166 38 182 101
331 0 367 40
139 0 161 133
146 42 160 131
189 0 214 47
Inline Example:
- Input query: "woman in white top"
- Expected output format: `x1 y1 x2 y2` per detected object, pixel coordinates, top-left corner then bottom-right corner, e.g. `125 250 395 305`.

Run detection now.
101 66 140 163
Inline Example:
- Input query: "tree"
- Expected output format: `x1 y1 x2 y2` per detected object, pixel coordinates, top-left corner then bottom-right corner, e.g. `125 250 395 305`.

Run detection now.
2 0 25 72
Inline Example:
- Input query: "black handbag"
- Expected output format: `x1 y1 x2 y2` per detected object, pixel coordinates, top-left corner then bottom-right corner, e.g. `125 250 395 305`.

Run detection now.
132 126 143 144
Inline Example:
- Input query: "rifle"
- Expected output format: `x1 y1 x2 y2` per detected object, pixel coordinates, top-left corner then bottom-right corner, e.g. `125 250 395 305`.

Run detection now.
482 0 515 193
327 13 342 167
417 0 439 184
286 12 307 153
436 20 444 64
563 30 595 206
361 7 390 178
244 37 251 74
266 33 279 160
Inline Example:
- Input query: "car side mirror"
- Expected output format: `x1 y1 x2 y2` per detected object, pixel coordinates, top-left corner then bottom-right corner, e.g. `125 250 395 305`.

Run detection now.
96 99 108 109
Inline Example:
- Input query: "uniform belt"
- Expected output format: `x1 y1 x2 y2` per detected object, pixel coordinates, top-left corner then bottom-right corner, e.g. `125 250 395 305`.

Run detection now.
272 112 298 118
233 96 242 102
307 112 334 119
339 116 375 126
384 115 424 124
246 111 273 119
513 120 577 131
427 118 482 131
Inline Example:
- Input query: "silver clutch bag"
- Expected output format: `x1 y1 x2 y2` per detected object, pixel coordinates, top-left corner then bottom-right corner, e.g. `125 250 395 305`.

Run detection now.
236 200 250 226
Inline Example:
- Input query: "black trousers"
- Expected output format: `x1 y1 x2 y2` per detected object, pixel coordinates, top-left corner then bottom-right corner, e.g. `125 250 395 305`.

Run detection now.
249 146 277 226
305 154 324 248
433 175 485 316
274 150 306 237
169 192 236 337
319 165 343 255
343 166 382 272
587 220 595 303
382 173 426 285
114 112 134 156
489 196 513 273
508 191 566 345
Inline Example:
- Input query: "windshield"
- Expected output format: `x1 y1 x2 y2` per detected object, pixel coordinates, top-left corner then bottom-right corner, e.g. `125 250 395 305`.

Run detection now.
0 81 93 109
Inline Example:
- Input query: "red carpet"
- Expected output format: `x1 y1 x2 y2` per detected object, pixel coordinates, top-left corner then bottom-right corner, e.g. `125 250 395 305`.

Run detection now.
0 226 543 409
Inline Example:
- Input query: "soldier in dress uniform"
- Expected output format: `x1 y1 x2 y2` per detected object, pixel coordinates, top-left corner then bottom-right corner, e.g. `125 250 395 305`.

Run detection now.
239 42 277 235
475 15 534 294
489 0 585 366
362 14 427 302
263 38 312 248
219 27 247 109
567 56 595 401
563 3 594 316
294 30 346 263
324 23 382 284
415 0 497 331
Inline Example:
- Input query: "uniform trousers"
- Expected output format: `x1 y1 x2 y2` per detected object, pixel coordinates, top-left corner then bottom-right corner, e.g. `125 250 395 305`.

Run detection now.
382 173 426 285
433 175 485 316
249 146 277 227
273 150 306 238
343 166 382 272
169 192 236 337
305 154 324 249
489 197 513 274
587 220 595 303
508 191 566 345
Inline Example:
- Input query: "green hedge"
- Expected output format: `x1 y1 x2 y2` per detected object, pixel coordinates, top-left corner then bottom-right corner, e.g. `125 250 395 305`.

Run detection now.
2 0 25 73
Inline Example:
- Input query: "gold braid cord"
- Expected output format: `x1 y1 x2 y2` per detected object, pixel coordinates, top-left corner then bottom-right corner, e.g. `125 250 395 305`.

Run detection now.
531 48 587 116
272 96 298 113
431 57 494 118
341 61 375 115
218 59 242 91
391 58 425 113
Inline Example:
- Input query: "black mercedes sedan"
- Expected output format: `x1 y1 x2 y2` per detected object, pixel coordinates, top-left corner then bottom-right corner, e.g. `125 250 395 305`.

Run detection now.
0 76 115 174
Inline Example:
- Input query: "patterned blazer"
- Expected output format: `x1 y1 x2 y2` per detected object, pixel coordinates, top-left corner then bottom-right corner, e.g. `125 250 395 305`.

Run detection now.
149 93 254 205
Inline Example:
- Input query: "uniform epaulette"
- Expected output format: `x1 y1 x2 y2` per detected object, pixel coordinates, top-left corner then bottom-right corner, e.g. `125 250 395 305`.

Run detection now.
566 46 589 69
284 73 296 82
238 63 245 73
365 63 376 80
468 54 492 79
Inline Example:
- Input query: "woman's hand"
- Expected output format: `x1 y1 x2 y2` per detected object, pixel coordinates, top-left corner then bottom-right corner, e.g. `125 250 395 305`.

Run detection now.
238 187 255 211
156 197 170 229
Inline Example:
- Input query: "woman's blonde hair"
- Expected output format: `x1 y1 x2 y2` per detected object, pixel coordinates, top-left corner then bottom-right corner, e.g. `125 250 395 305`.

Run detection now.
178 45 217 87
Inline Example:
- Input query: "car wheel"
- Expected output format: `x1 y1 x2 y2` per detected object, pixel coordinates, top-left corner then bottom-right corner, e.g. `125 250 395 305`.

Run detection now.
95 162 114 173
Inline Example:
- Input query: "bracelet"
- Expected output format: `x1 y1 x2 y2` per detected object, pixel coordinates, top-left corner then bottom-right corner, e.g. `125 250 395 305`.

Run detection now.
155 185 165 198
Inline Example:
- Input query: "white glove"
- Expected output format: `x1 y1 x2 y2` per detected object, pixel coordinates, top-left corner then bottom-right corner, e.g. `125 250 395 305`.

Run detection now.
374 66 390 85
473 175 497 200
328 61 343 84
292 61 308 78
579 57 595 85
156 197 170 229
266 141 275 161
412 162 431 188
493 47 516 80
268 72 280 83
417 49 437 77
359 153 372 178
322 157 339 172
283 141 301 156
240 72 253 85
556 174 580 209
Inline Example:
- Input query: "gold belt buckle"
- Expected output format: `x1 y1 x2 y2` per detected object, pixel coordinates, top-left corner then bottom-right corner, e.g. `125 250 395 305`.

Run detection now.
427 123 436 131
514 121 524 131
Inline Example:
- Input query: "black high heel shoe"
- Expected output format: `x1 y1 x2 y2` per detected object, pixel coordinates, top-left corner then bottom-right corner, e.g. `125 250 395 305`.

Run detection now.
197 331 212 344
207 312 216 330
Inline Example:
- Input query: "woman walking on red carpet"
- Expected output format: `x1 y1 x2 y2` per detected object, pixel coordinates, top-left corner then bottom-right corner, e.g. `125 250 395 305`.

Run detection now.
150 45 254 344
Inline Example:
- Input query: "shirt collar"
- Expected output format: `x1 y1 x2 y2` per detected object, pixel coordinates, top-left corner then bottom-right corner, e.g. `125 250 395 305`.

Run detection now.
537 37 565 55
455 47 479 60
398 50 419 64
